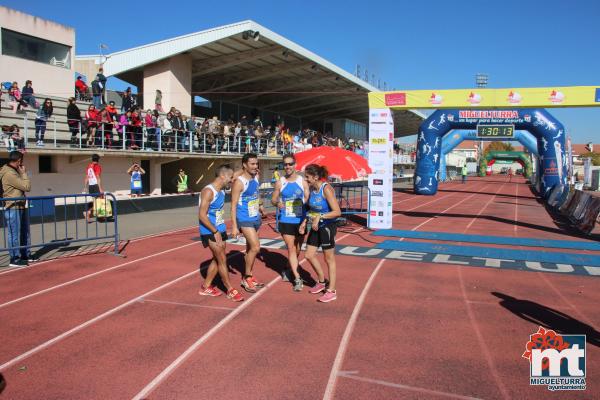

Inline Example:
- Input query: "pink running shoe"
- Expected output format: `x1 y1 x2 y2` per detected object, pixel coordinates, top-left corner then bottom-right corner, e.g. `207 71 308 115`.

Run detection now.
198 285 223 297
309 281 327 294
318 290 337 303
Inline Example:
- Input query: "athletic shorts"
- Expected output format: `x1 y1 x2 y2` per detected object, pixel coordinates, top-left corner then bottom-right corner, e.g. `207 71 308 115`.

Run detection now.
130 188 142 195
278 222 304 236
201 231 228 248
306 224 337 250
88 184 100 194
237 219 261 231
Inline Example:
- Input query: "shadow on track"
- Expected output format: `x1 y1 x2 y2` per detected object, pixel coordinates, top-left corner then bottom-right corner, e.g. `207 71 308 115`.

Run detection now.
492 292 600 347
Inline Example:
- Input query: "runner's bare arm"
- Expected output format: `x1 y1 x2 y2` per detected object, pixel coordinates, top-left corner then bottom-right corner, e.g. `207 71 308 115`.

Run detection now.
322 185 341 219
198 188 217 234
271 180 283 207
230 179 243 235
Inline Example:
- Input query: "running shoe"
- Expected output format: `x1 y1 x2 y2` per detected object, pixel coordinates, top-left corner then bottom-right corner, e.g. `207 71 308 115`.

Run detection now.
293 277 304 292
9 259 28 268
241 277 257 293
250 276 265 288
309 280 327 294
318 290 337 303
227 288 244 302
281 269 291 282
198 285 223 297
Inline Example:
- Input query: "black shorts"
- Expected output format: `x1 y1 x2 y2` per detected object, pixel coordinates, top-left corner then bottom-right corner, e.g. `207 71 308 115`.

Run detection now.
88 184 100 194
278 222 304 236
201 231 228 248
306 224 337 250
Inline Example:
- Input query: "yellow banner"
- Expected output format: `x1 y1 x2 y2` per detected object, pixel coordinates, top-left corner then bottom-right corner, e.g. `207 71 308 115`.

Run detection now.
368 86 600 109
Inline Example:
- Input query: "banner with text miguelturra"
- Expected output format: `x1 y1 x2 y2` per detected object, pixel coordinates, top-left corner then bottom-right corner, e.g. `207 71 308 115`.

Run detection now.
368 109 394 229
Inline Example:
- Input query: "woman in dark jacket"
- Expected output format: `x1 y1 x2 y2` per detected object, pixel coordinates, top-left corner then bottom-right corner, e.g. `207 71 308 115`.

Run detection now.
67 97 82 147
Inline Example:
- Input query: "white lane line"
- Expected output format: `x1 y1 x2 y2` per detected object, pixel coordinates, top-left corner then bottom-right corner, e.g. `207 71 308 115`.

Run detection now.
322 259 386 400
0 242 200 310
138 298 235 311
464 183 505 231
0 269 198 372
337 371 483 400
131 228 362 400
514 182 518 234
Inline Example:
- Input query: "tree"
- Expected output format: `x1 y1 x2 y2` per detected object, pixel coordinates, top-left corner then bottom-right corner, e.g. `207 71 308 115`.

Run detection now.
484 141 514 155
580 152 600 166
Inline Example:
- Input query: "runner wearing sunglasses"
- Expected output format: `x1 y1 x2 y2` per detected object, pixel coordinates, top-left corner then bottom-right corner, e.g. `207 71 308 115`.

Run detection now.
271 154 309 291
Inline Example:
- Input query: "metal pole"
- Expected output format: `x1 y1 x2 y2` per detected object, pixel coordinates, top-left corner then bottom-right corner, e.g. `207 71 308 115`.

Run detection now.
24 115 29 145
189 131 193 153
175 130 178 153
79 121 82 148
53 116 57 148
101 124 105 149
203 133 206 153
123 127 126 150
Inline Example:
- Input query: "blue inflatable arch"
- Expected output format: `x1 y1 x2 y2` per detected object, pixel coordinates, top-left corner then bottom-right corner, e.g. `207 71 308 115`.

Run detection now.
414 109 567 196
439 129 539 181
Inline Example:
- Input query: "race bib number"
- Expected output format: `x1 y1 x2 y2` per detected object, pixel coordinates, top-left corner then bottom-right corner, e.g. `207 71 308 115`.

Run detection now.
215 209 225 226
248 199 259 217
285 199 303 217
132 180 142 189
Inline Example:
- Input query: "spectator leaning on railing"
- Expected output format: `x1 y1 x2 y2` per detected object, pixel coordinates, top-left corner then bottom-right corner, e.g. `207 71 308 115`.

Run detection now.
21 80 37 109
0 150 33 267
35 98 53 147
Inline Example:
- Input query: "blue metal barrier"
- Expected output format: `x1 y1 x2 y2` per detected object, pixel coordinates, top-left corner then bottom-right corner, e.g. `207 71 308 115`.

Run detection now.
1 193 120 261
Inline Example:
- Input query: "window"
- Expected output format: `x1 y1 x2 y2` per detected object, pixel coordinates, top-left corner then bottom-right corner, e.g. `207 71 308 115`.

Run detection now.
39 156 54 173
1 28 71 69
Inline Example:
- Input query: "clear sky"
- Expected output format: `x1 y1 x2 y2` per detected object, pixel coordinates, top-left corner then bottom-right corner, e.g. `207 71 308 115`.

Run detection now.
4 0 600 143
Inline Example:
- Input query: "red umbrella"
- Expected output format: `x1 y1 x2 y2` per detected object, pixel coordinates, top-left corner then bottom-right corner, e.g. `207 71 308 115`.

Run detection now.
294 147 372 180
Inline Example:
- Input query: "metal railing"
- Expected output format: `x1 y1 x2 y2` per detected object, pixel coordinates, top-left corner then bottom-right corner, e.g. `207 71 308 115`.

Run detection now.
1 193 120 261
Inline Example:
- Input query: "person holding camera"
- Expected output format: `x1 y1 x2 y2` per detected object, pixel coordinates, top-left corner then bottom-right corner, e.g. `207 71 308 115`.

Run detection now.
0 151 32 266
127 163 146 197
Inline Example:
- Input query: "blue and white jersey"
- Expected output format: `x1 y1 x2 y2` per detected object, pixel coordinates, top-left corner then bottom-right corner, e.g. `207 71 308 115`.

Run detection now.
308 182 334 225
199 184 226 235
236 175 260 222
130 171 142 190
279 175 305 224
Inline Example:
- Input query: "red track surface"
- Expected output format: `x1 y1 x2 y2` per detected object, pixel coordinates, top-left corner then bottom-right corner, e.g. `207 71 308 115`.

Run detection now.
0 176 598 399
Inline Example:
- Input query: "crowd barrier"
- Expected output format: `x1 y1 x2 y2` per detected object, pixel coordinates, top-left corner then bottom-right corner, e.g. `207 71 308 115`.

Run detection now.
1 193 120 261
545 184 600 234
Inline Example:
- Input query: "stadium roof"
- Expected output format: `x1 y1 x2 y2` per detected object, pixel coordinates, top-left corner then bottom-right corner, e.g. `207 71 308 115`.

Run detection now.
77 20 424 136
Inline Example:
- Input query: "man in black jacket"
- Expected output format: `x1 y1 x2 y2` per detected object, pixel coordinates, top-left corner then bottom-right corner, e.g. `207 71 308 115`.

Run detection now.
97 68 107 105
67 97 82 147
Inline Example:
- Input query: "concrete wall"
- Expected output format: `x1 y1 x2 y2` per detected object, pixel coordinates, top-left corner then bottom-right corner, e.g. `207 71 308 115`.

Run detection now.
143 54 192 116
0 6 75 98
24 154 161 197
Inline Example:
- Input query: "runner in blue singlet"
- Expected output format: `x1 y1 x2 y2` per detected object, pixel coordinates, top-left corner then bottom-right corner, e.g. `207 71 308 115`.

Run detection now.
127 163 145 198
198 164 243 302
271 153 309 291
300 164 341 303
231 153 266 293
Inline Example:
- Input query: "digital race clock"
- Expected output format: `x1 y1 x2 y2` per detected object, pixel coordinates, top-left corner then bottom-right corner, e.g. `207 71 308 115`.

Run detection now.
476 125 514 138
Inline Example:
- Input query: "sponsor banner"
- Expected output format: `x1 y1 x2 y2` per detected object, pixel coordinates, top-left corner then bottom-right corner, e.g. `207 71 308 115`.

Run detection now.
368 86 600 109
368 108 394 229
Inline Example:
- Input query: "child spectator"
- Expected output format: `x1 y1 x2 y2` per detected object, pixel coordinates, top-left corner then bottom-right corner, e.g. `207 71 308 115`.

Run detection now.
85 105 100 148
9 82 27 112
75 76 89 101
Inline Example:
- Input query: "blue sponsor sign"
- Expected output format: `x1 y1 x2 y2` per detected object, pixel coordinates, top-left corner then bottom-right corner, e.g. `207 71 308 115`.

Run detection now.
595 88 600 102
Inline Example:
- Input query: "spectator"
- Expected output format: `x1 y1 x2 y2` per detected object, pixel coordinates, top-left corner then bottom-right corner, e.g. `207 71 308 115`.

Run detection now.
75 76 89 101
153 110 162 150
145 109 157 151
461 164 468 183
91 78 102 108
21 80 37 109
85 105 100 148
98 108 113 148
83 153 104 222
35 98 53 147
253 115 263 129
0 151 32 267
155 89 163 112
8 82 27 112
163 112 173 150
127 162 146 197
130 109 142 149
119 110 132 149
67 97 82 147
177 169 189 193
105 101 120 147
1 125 15 151
121 87 134 113
240 115 248 128
9 125 25 151
97 68 107 105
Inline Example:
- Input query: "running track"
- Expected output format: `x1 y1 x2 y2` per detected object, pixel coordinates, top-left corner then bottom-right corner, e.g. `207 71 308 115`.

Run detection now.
0 176 598 399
